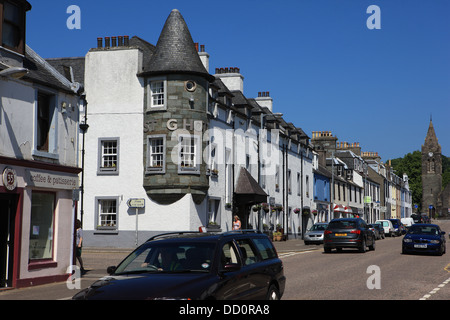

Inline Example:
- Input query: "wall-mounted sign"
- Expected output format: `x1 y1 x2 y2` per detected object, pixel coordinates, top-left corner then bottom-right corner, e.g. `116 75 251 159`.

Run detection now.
26 170 78 190
2 167 17 191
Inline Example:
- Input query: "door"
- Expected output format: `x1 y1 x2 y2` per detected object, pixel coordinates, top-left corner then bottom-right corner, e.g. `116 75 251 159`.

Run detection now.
0 194 17 288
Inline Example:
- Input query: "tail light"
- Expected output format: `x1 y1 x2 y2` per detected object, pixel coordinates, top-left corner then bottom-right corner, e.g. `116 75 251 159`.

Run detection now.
350 230 361 234
324 230 332 235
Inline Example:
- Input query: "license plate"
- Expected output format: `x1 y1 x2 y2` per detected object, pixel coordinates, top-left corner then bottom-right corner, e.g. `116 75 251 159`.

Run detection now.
414 244 427 248
335 233 347 236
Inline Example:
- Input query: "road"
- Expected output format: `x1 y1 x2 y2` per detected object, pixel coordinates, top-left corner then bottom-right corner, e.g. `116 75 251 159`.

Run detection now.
1 220 448 300
281 220 450 300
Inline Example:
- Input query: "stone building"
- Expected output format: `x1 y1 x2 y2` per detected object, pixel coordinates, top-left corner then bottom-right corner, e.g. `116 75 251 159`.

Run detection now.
421 119 450 217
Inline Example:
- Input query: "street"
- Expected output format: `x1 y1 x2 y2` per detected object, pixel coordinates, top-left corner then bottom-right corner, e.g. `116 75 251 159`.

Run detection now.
282 219 450 300
0 220 449 301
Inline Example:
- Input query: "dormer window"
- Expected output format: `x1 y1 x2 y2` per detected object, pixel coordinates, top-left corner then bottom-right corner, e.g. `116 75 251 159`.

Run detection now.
1 0 29 55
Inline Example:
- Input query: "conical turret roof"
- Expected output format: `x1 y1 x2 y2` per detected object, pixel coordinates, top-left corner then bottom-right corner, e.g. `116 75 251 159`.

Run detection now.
139 9 214 82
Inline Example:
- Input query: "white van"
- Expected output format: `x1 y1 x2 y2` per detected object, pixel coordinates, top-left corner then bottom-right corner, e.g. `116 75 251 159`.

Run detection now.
375 220 395 237
401 218 414 229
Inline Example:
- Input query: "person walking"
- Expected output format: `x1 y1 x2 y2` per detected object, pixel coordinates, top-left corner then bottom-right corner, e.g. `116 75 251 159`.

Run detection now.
75 219 85 274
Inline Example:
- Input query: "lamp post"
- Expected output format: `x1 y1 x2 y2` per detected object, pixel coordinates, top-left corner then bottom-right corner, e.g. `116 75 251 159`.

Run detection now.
79 96 89 227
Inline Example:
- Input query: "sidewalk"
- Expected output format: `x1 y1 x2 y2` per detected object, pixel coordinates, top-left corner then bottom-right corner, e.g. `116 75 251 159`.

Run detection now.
0 238 317 300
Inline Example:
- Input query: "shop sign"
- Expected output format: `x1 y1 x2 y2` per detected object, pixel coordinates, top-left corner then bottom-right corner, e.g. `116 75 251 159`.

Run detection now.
26 170 79 190
2 167 17 191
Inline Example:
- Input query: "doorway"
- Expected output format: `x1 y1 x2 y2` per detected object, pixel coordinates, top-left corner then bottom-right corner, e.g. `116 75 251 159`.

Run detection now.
0 194 18 288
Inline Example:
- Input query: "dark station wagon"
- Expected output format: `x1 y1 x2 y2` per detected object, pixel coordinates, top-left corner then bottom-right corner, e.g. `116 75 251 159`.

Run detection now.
73 230 285 300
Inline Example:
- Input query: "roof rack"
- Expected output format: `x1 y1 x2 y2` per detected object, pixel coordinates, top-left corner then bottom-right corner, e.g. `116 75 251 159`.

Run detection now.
146 231 203 242
222 229 263 235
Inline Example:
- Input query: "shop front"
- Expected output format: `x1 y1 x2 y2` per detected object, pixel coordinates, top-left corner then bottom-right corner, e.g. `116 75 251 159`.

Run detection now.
0 160 80 289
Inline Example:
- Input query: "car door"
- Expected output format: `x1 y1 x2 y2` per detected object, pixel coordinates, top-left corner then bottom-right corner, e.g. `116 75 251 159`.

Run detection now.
215 240 249 300
235 238 268 299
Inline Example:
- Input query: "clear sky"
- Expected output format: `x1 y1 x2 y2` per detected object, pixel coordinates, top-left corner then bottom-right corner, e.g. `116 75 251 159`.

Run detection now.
26 0 450 162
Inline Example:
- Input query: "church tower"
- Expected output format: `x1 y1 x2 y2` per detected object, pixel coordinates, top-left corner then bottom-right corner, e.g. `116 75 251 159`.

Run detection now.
421 119 442 216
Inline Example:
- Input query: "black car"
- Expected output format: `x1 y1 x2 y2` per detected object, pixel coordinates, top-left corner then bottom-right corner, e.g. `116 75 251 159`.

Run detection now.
323 218 376 253
73 230 286 300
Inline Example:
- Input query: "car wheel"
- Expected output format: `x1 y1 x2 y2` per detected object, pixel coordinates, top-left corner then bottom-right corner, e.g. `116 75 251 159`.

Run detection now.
267 285 280 300
359 239 366 253
369 239 375 251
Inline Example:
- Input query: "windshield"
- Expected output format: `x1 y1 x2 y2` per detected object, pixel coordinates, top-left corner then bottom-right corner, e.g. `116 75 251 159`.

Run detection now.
408 226 440 235
309 224 327 231
114 242 216 274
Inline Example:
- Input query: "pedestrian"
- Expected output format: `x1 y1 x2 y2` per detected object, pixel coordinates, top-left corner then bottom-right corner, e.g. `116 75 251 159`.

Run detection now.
75 219 85 274
233 215 241 230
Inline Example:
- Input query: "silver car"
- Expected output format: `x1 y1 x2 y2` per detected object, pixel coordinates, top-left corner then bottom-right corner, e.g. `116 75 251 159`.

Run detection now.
304 223 328 245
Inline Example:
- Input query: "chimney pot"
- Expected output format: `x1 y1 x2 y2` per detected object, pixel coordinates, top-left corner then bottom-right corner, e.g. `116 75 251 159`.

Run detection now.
200 44 205 52
112 36 117 47
124 36 129 46
118 36 123 46
97 37 103 48
194 43 199 52
105 37 110 47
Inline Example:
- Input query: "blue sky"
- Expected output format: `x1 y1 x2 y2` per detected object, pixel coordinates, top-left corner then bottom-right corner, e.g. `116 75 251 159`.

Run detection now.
26 0 450 162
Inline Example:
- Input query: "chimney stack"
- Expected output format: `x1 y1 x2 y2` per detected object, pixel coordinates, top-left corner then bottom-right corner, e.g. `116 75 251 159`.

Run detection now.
215 66 244 92
255 91 273 112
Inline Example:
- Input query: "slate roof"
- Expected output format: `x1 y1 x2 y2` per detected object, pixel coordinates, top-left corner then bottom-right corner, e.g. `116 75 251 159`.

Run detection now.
138 9 214 82
46 57 85 84
22 45 78 94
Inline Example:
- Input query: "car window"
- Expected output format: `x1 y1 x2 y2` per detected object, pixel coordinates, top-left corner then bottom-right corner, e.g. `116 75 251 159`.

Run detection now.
221 242 240 268
408 226 439 235
114 242 215 274
252 238 277 260
236 239 260 266
310 224 327 231
328 220 357 229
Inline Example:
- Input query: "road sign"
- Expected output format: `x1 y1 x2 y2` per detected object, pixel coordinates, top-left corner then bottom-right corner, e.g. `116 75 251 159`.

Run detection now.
127 198 145 208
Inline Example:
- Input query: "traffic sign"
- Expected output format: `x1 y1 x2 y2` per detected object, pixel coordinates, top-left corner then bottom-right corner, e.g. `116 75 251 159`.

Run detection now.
127 198 145 208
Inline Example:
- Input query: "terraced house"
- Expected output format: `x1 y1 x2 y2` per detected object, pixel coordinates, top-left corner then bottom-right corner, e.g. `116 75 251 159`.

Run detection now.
50 9 316 248
0 0 82 288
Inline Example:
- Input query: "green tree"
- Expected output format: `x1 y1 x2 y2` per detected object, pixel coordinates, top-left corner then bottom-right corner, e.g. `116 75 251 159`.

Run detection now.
390 151 450 212
390 151 422 211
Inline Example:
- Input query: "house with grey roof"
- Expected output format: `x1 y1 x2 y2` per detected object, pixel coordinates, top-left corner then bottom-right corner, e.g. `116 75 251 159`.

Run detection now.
63 8 315 248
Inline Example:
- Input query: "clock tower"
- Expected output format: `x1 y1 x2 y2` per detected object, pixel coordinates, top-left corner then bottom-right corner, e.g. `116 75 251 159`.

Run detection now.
421 119 442 216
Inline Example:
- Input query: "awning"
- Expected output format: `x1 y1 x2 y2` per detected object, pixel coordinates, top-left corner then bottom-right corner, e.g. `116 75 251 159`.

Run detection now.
333 204 345 212
234 167 267 205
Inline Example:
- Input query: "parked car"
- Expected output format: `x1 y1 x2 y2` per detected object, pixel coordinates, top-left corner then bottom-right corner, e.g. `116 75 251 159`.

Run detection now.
411 213 423 223
401 218 414 230
372 223 385 239
402 224 446 256
73 230 286 300
375 220 395 237
389 219 406 236
368 224 383 240
304 223 328 245
323 218 376 253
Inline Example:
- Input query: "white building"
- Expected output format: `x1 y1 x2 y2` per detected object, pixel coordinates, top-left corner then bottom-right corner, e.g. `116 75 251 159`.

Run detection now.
70 9 314 248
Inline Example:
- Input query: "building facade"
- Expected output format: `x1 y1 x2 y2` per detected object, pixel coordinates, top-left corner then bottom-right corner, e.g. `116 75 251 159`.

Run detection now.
75 9 315 248
0 0 82 288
